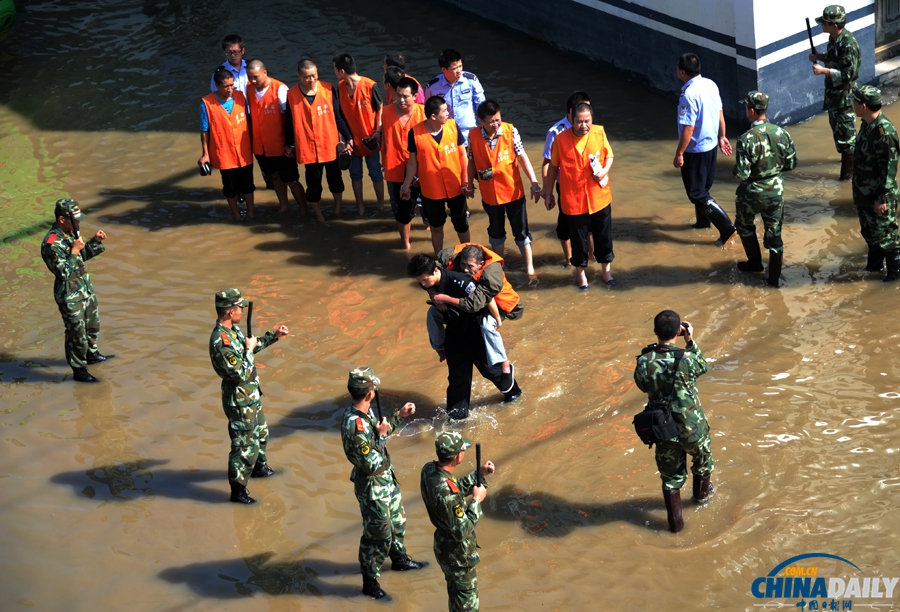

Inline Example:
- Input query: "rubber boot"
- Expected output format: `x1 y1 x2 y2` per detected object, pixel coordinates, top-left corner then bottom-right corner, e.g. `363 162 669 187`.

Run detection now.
693 204 711 229
737 235 764 272
229 483 256 504
390 553 424 571
883 249 900 282
362 576 387 599
839 152 854 181
662 487 684 533
72 368 99 383
767 250 783 287
865 245 885 272
703 199 737 246
447 401 469 421
692 475 714 503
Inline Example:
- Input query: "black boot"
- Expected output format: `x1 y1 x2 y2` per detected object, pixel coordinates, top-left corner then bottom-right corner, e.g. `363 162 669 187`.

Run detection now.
86 353 115 364
703 199 736 246
692 475 714 503
737 235 764 272
767 250 784 287
839 152 854 181
72 368 99 383
503 381 522 403
692 204 711 229
865 245 885 272
362 576 387 599
229 483 256 504
883 249 900 282
390 553 424 571
447 401 469 420
251 464 276 478
662 487 684 533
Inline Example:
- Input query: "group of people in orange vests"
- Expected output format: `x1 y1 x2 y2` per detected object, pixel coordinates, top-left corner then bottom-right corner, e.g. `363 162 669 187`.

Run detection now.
199 35 616 289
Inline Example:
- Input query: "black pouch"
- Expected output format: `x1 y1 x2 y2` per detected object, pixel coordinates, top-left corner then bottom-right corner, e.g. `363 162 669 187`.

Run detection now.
632 347 684 448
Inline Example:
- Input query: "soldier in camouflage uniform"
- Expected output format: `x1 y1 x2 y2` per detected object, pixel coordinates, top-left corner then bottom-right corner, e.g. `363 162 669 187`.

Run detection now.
809 5 860 180
209 288 289 504
40 199 112 383
340 367 423 600
733 91 797 287
633 310 713 533
421 431 495 612
851 85 900 281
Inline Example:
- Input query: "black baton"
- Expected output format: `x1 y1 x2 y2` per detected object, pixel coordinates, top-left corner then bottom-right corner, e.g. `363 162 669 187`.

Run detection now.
476 443 482 487
246 301 253 337
806 18 816 56
375 388 384 423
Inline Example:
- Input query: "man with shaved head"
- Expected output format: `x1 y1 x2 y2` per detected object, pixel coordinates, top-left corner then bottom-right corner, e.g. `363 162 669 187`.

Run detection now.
246 59 308 215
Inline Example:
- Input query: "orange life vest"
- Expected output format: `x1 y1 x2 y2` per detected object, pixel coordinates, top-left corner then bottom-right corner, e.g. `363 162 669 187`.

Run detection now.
338 77 378 157
287 82 339 164
413 119 464 200
202 91 252 170
468 122 525 205
248 78 287 156
381 103 426 183
556 125 613 215
447 242 520 313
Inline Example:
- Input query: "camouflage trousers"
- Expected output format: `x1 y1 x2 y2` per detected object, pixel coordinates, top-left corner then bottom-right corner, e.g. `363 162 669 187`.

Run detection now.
224 401 268 486
56 294 100 370
735 194 784 253
855 197 900 253
438 564 479 612
655 432 714 491
354 475 407 578
827 105 856 154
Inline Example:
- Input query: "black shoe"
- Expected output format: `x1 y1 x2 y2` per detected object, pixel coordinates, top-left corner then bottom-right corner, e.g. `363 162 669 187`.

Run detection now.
251 464 276 478
447 401 469 420
72 368 99 383
390 555 424 571
362 576 387 599
86 353 115 364
499 363 515 394
865 245 885 272
767 250 784 287
503 382 522 403
230 483 256 504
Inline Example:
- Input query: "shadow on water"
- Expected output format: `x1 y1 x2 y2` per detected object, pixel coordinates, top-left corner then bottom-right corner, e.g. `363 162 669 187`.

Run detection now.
485 485 670 535
0 353 69 383
158 553 361 598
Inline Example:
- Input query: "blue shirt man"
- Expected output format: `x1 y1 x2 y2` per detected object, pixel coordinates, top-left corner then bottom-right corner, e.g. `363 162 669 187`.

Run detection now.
424 48 485 144
677 75 723 153
209 35 248 96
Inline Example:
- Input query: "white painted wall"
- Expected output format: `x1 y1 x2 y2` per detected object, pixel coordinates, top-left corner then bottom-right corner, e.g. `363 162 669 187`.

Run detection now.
624 0 735 36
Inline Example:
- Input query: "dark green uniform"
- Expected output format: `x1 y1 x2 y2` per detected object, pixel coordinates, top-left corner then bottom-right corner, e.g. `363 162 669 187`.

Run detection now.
340 404 409 579
822 29 860 153
208 322 279 486
633 342 713 490
40 226 106 369
853 113 900 252
733 119 798 252
420 461 484 612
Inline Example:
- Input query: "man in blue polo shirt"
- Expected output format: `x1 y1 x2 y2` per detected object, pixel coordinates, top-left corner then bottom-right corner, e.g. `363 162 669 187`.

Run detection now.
674 53 736 247
424 48 485 146
209 34 248 97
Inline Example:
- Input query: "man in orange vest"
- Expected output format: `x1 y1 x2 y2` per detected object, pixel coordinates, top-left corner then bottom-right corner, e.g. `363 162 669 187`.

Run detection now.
400 96 471 255
542 102 615 289
468 100 541 277
376 74 425 250
245 59 308 216
199 68 255 222
333 53 385 216
383 51 425 105
284 58 353 223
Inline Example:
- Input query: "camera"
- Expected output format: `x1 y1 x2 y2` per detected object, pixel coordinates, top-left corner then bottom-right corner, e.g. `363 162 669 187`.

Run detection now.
478 167 494 180
677 322 689 336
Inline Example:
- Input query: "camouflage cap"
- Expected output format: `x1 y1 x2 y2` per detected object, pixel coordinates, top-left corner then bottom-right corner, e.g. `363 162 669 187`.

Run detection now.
54 198 84 220
740 90 769 111
815 5 846 25
854 85 882 106
348 366 380 391
435 431 471 460
215 288 247 309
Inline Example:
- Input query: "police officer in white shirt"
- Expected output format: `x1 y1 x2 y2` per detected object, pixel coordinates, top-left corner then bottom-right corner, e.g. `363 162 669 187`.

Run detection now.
209 34 249 97
424 49 485 146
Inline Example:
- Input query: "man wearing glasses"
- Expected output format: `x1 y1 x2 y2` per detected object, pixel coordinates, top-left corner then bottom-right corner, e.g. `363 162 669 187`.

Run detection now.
210 33 248 96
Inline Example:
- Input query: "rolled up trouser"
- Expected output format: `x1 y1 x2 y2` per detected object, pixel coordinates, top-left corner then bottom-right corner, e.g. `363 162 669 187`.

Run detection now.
480 312 508 365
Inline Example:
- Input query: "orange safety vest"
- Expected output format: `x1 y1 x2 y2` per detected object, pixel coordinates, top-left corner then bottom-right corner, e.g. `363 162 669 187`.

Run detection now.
202 91 252 170
447 242 520 313
413 119 464 200
556 125 613 215
287 82 339 164
248 78 287 156
339 76 378 157
381 103 426 183
468 122 525 206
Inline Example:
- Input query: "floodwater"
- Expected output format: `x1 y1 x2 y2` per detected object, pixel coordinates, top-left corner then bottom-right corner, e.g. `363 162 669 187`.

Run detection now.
1 0 899 610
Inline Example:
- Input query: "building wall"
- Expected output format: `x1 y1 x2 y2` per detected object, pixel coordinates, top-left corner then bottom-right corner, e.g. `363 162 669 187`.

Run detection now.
439 0 875 125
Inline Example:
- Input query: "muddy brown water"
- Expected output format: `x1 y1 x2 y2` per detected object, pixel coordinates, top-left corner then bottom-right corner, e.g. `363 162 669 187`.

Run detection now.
1 1 899 610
